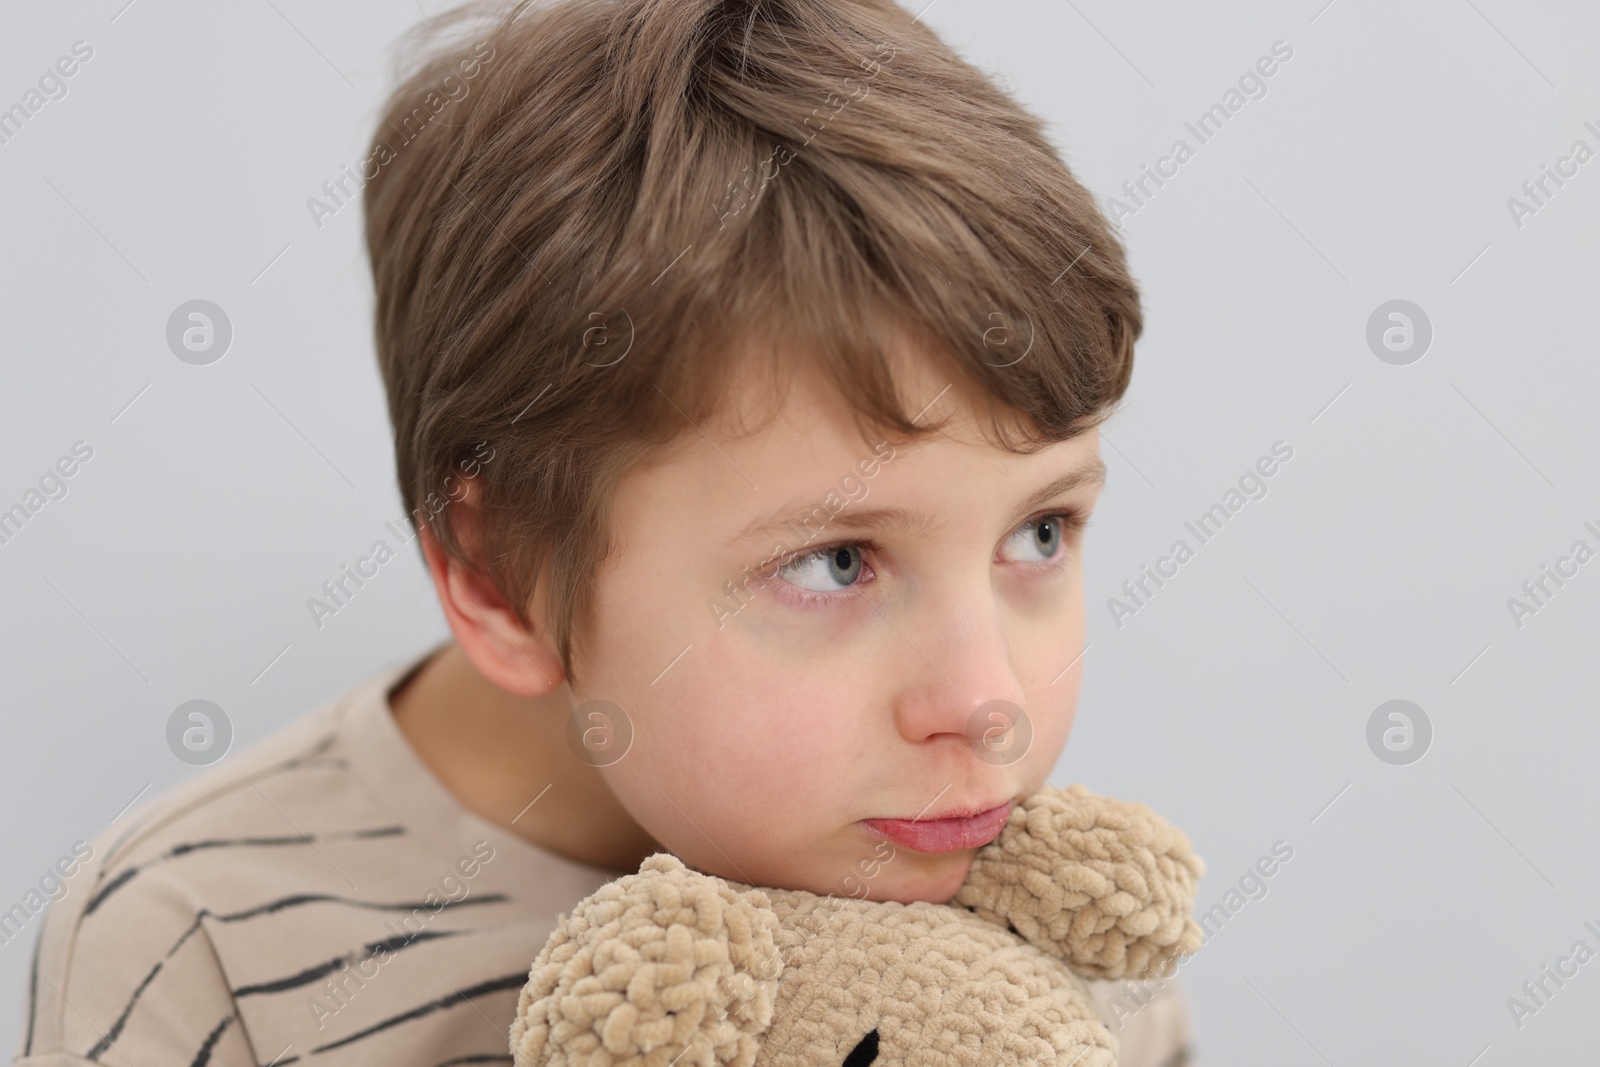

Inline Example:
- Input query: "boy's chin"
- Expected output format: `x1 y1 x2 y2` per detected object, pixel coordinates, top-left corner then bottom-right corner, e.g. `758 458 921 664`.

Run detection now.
861 851 976 906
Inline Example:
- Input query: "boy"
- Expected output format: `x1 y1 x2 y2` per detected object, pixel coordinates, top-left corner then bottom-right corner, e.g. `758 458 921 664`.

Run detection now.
16 0 1195 1064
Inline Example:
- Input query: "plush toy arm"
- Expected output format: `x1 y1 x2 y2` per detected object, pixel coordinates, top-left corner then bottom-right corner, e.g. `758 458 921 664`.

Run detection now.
954 784 1205 981
511 854 782 1067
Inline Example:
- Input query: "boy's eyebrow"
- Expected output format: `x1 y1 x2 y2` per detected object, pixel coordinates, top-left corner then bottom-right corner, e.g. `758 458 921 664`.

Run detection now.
726 455 1106 547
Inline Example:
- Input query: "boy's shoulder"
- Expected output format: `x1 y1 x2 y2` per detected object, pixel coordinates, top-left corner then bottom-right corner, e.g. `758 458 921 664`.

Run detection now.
17 646 615 1067
16 656 401 1065
71 653 403 922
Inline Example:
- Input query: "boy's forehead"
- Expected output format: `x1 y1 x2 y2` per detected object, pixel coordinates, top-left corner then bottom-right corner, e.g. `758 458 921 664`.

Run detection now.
725 444 1104 550
705 333 990 452
712 364 1103 541
625 334 1103 541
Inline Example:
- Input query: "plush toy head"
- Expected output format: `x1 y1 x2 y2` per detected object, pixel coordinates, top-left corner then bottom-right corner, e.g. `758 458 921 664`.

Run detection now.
511 784 1204 1067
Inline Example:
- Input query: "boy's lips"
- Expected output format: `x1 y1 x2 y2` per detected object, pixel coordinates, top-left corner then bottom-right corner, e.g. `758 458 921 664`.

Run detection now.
861 802 1013 854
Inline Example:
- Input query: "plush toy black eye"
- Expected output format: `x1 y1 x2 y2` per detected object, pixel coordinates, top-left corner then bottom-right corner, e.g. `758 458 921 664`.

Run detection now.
841 1028 879 1066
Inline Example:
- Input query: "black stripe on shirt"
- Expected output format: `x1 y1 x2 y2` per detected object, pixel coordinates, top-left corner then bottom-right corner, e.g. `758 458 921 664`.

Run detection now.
232 929 461 997
85 892 512 1060
212 889 511 925
309 972 527 1054
83 825 406 917
85 960 163 1060
96 734 343 874
186 1014 232 1067
23 916 41 1056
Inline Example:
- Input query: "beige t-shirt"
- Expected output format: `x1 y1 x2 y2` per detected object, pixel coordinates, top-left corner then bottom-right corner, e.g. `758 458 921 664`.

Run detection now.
14 644 1198 1067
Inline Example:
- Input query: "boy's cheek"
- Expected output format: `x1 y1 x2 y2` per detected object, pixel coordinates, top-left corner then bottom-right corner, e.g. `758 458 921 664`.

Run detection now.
602 719 822 855
1032 700 1077 767
706 586 880 656
628 670 851 802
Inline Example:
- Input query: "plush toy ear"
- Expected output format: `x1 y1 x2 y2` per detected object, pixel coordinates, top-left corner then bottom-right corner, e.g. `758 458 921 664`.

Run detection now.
955 784 1205 982
511 853 783 1067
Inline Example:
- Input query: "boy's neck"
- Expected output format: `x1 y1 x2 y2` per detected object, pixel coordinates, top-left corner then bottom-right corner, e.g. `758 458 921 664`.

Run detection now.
387 642 661 873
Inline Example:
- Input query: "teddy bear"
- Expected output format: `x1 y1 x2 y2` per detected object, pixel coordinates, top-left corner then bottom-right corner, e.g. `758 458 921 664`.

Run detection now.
510 783 1205 1067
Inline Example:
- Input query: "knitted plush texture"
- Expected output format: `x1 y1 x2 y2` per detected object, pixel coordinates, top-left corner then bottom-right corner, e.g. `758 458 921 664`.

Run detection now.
511 854 782 1067
749 889 1116 1067
955 784 1205 981
512 786 1202 1067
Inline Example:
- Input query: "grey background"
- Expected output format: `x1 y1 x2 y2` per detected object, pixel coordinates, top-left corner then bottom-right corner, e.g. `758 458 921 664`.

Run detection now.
2 0 1597 1062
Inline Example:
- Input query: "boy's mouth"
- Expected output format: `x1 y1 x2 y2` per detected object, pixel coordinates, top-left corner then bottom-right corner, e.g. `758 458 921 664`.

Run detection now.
861 802 1013 854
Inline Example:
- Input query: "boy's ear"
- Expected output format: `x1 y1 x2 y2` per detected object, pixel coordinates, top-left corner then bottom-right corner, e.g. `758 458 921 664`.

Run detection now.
417 488 564 698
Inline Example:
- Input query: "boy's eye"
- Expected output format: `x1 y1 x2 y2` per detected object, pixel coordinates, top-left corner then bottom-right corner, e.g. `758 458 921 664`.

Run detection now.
775 512 1080 601
780 544 866 592
999 515 1070 564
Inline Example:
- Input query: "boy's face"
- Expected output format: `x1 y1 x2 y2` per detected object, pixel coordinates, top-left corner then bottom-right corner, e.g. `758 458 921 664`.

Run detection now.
570 346 1103 904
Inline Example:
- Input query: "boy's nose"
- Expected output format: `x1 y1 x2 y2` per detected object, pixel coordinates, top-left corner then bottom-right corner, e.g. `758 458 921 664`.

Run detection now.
888 583 1028 749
